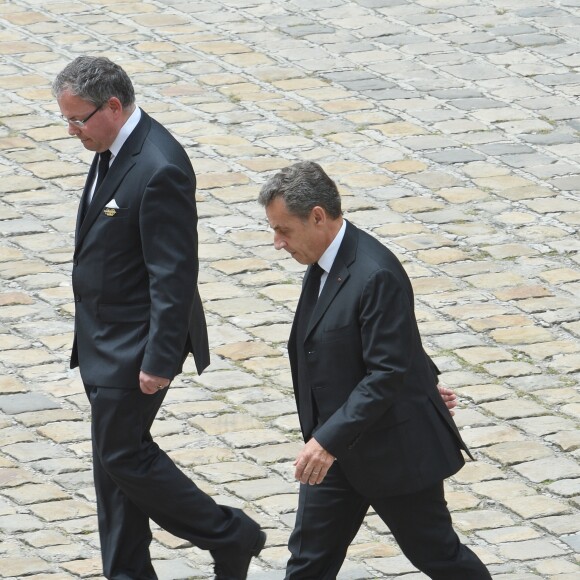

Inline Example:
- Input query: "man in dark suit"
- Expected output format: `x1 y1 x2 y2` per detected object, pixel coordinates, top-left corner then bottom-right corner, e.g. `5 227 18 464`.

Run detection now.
53 56 265 580
259 161 492 579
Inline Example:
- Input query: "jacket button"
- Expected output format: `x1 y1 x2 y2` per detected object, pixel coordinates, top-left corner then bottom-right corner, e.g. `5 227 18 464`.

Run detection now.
75 295 81 302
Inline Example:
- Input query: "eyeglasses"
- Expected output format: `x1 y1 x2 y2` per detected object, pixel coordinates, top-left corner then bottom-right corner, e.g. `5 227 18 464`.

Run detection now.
61 103 103 128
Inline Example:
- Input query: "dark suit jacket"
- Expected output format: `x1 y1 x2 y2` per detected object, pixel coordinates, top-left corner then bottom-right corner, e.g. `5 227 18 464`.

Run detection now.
70 110 210 388
288 221 470 498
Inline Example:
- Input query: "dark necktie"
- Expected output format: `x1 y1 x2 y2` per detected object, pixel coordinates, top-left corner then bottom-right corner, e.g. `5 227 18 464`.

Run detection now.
94 149 111 193
81 150 111 221
296 263 323 342
295 263 323 432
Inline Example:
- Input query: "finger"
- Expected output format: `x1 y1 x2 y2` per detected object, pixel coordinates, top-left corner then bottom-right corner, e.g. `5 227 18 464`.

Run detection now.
309 463 331 485
294 462 306 481
307 469 320 485
299 465 316 485
298 465 311 484
312 468 325 485
314 468 328 485
304 464 325 485
142 382 162 395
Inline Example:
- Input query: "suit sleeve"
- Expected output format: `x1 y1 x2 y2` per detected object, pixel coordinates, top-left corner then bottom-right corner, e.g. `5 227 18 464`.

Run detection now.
313 267 423 456
139 163 198 379
428 355 441 378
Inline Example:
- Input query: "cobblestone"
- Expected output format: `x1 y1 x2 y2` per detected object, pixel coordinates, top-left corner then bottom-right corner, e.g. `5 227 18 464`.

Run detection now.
0 0 578 578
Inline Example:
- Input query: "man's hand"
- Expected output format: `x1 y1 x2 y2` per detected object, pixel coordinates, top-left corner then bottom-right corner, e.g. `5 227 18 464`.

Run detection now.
140 371 170 395
294 438 335 486
438 383 457 416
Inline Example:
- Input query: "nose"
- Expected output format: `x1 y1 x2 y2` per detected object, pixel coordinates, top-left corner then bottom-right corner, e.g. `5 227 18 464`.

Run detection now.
273 233 286 251
68 123 80 137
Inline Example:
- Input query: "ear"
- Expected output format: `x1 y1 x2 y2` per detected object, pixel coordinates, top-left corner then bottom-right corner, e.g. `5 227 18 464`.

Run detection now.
311 206 326 225
106 96 123 116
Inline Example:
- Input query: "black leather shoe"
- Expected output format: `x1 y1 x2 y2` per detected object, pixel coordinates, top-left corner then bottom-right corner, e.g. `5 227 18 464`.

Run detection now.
214 530 266 580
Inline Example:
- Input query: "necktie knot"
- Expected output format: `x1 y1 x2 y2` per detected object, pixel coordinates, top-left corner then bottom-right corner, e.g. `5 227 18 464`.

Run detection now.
309 262 323 287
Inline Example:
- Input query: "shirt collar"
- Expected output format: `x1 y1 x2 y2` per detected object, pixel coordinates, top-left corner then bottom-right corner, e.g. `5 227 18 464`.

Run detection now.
318 218 346 275
109 106 141 160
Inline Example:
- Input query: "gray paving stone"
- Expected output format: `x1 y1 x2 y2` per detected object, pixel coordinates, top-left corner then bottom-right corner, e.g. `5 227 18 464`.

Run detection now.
0 392 60 415
534 514 580 536
424 148 486 163
225 477 295 501
0 513 45 533
0 556 52 578
479 399 548 420
33 458 89 475
151 558 204 580
477 526 542 544
533 558 580 576
501 495 571 519
242 442 302 466
546 478 580 498
481 442 553 466
561 533 580 552
513 458 580 484
497 539 568 561
488 573 543 580
193 461 268 484
514 415 574 436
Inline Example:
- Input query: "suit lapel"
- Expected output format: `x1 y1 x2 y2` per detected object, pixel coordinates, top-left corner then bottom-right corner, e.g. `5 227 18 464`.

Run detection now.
307 261 349 337
76 155 134 248
75 155 98 241
305 221 358 339
74 110 151 255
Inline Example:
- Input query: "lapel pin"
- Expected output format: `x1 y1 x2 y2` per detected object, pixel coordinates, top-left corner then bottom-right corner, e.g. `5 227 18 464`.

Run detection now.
104 208 117 217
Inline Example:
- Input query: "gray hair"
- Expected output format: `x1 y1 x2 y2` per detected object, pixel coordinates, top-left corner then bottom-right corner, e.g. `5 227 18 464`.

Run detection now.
258 161 342 220
52 56 135 108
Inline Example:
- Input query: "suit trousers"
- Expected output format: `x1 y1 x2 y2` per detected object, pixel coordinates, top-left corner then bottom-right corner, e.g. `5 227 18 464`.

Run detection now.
286 462 491 580
85 384 258 580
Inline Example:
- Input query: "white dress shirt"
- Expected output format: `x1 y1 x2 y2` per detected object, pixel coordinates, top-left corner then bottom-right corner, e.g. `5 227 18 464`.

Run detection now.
89 106 142 201
316 218 347 296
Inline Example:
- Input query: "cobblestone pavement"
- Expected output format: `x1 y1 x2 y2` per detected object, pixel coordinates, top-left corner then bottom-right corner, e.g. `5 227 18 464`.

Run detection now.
0 0 579 578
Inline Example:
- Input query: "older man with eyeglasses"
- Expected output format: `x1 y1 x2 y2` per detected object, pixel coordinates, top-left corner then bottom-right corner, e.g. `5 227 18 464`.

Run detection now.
53 56 266 580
